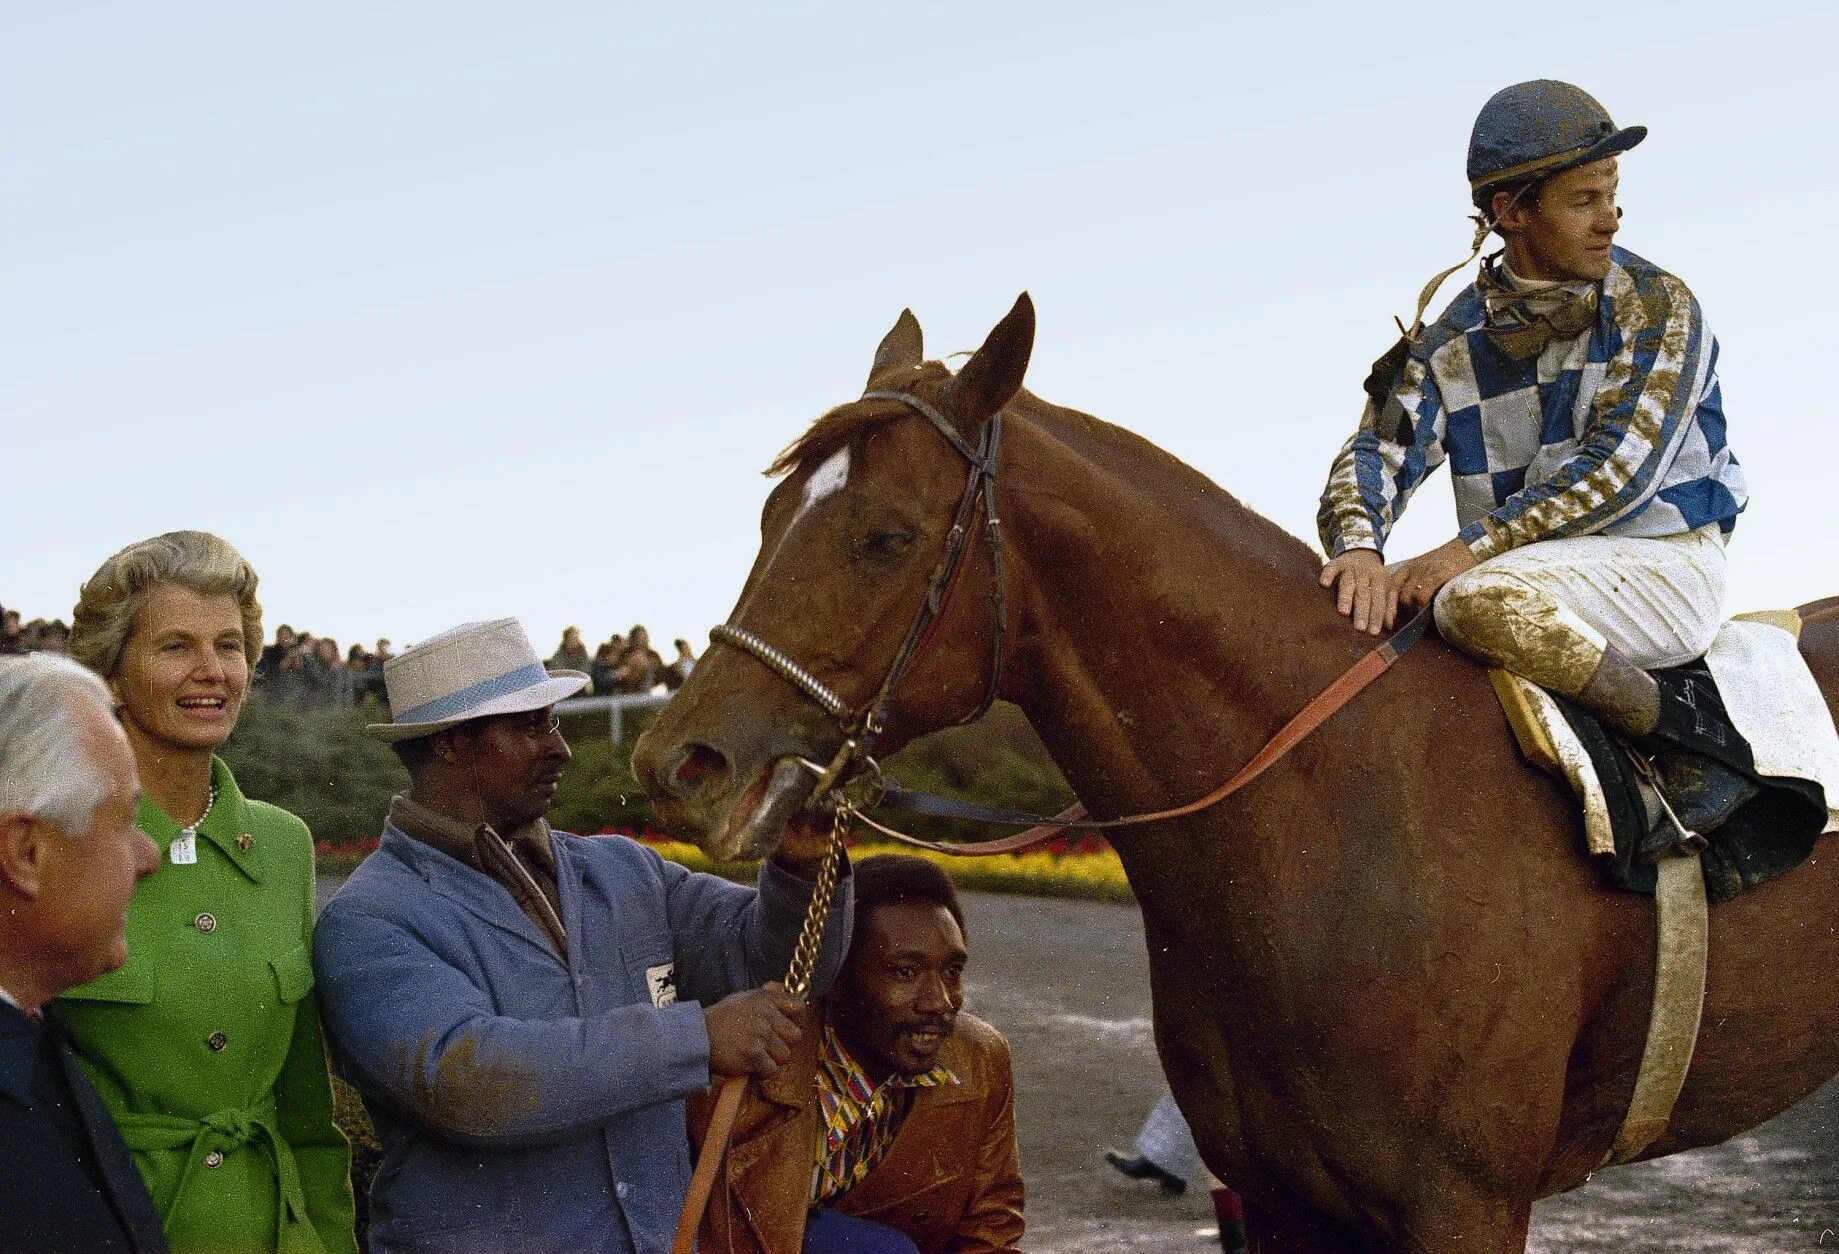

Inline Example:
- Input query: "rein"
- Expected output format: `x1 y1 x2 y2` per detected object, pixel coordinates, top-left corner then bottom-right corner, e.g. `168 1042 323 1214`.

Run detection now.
713 383 1440 856
847 606 1434 854
670 810 848 1254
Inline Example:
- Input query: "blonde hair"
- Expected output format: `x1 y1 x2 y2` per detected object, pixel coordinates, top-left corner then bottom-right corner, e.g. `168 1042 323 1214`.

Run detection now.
69 531 264 679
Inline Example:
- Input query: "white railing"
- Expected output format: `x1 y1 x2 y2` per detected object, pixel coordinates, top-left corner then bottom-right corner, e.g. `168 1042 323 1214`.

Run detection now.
555 691 671 742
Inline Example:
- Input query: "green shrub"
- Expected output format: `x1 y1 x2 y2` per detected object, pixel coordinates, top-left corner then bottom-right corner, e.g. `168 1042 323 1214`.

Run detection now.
222 699 407 845
231 693 1084 872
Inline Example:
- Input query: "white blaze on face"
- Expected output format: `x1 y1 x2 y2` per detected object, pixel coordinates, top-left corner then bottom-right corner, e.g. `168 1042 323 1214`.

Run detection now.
795 445 851 522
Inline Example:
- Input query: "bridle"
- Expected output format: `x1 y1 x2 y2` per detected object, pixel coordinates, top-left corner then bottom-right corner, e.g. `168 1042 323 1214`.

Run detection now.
710 387 1007 804
708 384 1438 852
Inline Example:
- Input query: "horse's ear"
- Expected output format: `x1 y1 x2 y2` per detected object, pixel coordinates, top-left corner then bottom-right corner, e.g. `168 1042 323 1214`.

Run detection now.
867 309 925 387
945 293 1034 434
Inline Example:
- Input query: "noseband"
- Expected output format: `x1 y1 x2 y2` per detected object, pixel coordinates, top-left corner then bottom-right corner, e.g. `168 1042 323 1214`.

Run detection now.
710 388 1007 800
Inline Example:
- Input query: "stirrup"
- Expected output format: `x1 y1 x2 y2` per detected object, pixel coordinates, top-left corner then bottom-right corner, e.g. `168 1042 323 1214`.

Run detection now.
1628 751 1709 864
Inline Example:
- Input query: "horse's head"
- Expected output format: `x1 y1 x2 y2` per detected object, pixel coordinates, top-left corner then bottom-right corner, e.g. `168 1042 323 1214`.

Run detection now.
633 295 1036 860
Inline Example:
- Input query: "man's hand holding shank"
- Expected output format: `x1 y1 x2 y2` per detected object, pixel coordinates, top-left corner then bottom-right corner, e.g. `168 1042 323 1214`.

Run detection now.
704 983 804 1079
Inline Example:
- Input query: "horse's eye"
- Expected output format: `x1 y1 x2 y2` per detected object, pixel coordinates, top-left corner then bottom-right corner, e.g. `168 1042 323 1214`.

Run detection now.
857 529 914 559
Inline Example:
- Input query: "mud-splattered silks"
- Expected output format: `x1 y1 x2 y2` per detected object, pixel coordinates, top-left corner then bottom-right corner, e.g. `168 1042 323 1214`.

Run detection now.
1318 247 1747 563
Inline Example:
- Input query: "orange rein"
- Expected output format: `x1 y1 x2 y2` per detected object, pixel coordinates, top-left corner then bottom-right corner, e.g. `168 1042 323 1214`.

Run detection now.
850 605 1436 856
672 1076 746 1254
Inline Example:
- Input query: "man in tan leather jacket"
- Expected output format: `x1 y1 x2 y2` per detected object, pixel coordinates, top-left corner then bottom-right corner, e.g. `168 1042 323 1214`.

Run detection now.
688 855 1023 1254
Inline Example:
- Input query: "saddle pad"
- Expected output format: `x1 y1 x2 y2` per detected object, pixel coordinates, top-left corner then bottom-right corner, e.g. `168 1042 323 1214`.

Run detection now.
1707 614 1839 836
1489 609 1839 872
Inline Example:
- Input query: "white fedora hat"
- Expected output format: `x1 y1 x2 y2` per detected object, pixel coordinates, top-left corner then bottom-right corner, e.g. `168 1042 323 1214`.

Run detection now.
367 618 588 743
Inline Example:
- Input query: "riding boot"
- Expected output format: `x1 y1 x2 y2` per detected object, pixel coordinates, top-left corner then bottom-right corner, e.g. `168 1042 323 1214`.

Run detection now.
1633 668 1750 773
1630 668 1762 860
1636 751 1759 862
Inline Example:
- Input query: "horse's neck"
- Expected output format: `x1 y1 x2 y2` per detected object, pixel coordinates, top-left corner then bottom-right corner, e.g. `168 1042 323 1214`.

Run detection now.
1000 405 1374 824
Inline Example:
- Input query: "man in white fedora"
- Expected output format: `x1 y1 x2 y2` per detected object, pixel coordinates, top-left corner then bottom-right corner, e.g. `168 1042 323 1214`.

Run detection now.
311 618 853 1254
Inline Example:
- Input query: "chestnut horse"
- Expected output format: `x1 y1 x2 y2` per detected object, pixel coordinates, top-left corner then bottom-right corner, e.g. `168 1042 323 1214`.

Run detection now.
632 295 1839 1252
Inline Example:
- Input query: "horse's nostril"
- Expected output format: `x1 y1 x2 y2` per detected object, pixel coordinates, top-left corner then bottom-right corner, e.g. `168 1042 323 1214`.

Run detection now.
672 744 730 794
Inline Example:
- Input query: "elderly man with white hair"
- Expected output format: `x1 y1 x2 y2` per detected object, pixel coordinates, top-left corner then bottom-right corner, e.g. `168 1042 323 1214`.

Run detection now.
0 653 166 1254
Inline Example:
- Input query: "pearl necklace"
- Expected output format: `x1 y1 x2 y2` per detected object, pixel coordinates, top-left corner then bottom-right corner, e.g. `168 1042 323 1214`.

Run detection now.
169 785 218 866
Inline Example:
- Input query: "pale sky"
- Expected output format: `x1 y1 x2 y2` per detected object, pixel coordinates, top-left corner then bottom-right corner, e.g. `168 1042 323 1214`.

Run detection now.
5 1 1830 656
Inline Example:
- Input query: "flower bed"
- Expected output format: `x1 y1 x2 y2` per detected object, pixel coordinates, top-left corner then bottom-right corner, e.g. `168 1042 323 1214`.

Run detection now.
315 827 1132 903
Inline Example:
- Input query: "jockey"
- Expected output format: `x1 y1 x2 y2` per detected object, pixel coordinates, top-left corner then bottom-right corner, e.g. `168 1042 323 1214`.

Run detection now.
1316 80 1753 836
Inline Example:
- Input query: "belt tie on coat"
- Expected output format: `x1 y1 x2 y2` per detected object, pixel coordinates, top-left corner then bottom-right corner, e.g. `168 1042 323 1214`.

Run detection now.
113 1093 324 1254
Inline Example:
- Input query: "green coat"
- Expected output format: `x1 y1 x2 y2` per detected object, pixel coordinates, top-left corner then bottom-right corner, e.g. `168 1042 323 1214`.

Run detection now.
60 757 357 1254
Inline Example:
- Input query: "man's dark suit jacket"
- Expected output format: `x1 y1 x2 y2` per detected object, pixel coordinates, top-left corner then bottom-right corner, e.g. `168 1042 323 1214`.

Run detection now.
0 999 167 1254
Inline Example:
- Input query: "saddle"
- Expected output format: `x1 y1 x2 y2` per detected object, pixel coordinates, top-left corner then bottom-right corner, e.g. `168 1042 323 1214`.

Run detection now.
1489 610 1836 904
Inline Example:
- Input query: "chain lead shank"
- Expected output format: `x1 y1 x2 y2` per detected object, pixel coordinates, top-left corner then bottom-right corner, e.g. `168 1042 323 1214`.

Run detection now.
783 808 847 1002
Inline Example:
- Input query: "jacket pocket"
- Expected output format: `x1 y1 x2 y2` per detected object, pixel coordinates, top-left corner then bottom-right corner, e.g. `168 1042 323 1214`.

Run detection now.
270 944 315 1004
59 961 155 1005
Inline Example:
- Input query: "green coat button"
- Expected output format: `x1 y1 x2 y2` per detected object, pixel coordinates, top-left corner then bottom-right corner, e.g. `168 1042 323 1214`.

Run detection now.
205 1150 224 1168
195 913 217 934
207 1031 228 1052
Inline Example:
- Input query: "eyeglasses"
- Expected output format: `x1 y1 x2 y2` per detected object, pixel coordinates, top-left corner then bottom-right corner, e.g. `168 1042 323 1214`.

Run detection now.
470 709 562 739
521 710 563 737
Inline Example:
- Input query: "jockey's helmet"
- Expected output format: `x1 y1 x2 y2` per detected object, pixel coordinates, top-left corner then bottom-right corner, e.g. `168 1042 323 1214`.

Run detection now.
1468 80 1645 210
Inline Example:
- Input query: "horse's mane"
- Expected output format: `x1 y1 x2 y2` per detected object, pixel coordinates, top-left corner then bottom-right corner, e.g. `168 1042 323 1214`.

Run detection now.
762 359 1321 581
764 362 957 478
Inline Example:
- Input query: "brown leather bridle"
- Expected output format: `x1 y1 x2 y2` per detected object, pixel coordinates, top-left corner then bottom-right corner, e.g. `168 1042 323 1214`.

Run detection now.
709 386 1436 852
710 386 1007 805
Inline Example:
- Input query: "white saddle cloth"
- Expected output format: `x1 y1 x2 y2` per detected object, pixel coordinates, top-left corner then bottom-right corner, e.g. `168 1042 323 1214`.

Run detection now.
1494 611 1839 856
1705 617 1839 835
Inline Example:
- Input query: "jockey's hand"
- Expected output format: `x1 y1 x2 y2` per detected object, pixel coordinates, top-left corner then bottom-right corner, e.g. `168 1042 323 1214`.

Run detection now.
1391 538 1478 614
705 983 805 1078
1320 547 1396 636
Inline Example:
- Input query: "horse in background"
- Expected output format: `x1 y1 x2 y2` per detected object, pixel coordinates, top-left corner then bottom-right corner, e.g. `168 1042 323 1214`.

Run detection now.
633 295 1839 1251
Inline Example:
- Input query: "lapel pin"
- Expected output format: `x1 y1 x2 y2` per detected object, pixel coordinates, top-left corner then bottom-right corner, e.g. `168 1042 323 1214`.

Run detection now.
236 834 254 853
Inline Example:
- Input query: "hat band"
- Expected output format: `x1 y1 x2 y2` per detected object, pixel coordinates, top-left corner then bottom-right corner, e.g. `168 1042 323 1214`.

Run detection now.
392 662 551 725
1469 139 1597 192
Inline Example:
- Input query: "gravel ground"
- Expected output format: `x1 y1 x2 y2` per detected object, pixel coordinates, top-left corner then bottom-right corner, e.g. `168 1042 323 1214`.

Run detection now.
316 875 1839 1250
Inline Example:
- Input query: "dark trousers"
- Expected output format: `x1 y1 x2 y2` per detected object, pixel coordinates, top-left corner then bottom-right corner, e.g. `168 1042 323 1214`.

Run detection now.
802 1208 920 1254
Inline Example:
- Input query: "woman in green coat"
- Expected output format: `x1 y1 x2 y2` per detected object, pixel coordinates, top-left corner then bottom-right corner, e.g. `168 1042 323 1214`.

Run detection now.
61 531 357 1254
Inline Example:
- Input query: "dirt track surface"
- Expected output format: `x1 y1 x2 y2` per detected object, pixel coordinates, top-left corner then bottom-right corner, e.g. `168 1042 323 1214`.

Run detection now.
958 891 1839 1252
315 876 1838 1249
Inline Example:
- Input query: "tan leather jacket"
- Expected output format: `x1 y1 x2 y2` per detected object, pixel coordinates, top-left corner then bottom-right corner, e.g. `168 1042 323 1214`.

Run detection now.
687 1004 1024 1254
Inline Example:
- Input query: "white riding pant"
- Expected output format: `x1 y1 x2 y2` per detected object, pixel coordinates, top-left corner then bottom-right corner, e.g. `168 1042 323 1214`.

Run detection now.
1433 525 1728 697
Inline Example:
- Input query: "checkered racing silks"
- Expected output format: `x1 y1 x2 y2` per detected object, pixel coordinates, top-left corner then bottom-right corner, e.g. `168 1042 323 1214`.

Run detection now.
1318 248 1747 563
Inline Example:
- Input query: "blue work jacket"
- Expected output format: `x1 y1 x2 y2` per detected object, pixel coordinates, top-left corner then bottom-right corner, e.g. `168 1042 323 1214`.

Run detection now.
312 823 851 1254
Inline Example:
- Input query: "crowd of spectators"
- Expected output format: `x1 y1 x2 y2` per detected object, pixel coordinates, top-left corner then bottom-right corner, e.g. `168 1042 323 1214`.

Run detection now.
251 625 393 710
0 605 70 656
3 600 695 714
552 624 697 696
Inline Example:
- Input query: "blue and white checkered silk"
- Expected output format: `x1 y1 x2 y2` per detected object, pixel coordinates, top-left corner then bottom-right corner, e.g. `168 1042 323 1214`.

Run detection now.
1318 248 1747 563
